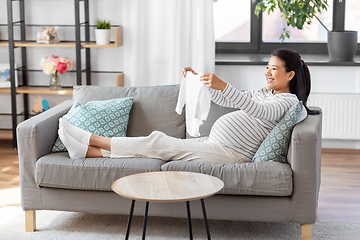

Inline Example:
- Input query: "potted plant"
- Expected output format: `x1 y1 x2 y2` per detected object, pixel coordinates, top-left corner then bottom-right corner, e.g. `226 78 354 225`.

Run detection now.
95 19 112 45
254 0 358 62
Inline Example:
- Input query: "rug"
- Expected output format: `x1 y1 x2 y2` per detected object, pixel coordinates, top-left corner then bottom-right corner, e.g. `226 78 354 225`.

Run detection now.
0 206 359 240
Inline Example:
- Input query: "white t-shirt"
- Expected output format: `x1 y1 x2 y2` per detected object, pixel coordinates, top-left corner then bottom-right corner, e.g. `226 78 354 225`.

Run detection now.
175 72 211 137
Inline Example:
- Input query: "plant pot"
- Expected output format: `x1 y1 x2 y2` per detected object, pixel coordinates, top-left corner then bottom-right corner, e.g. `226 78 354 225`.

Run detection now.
95 29 111 45
327 31 358 62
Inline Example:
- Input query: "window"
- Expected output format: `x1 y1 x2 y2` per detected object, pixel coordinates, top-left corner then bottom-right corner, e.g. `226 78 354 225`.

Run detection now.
345 0 360 42
262 2 333 43
215 0 360 54
214 0 251 42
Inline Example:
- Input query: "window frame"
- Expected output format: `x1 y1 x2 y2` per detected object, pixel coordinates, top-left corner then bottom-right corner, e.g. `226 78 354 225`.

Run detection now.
216 0 360 55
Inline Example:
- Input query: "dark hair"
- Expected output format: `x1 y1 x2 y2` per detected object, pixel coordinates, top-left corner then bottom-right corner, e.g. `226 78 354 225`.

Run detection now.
271 48 321 115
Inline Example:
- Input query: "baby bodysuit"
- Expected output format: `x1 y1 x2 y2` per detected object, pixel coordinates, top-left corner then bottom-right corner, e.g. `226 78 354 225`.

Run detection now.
175 72 211 137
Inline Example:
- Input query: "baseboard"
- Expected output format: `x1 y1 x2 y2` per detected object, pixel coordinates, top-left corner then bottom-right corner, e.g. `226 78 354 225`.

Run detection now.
322 148 360 154
322 139 360 150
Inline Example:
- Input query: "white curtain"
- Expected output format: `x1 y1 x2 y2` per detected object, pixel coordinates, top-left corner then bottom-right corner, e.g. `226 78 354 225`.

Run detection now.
122 0 215 87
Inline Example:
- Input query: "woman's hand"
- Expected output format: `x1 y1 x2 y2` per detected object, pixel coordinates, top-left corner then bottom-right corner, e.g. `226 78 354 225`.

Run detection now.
182 67 198 78
200 73 227 92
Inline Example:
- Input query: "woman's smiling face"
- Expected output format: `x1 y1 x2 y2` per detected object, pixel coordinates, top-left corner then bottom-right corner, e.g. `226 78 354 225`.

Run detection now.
265 56 295 95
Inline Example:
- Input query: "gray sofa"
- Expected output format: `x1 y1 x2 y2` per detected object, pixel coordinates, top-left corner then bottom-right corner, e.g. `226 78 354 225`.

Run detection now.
17 84 322 239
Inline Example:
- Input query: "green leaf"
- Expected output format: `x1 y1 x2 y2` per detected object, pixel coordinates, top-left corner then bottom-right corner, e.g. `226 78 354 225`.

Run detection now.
279 34 285 43
96 19 112 29
254 0 329 41
254 6 261 17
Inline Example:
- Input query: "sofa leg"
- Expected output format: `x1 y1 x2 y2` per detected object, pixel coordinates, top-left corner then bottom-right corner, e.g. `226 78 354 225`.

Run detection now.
25 210 36 232
301 224 311 240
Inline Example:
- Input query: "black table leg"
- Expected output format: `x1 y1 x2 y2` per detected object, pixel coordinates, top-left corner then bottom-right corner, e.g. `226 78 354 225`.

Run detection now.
186 201 193 240
125 199 211 240
125 200 136 240
201 199 211 240
142 201 149 240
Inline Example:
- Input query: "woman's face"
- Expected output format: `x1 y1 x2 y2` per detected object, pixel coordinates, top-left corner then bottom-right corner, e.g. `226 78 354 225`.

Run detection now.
265 56 294 95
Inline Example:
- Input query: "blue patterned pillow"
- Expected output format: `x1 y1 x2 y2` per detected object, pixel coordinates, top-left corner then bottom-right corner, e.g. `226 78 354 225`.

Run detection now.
252 101 303 164
52 97 134 152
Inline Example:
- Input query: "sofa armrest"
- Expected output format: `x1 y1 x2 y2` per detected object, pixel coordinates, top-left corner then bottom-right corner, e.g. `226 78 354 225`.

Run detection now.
287 109 322 224
17 100 73 158
17 100 73 210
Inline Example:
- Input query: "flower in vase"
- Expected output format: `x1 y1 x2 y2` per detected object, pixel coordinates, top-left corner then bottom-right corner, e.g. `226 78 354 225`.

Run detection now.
58 57 73 70
49 58 59 67
57 62 68 74
39 55 73 75
39 59 56 75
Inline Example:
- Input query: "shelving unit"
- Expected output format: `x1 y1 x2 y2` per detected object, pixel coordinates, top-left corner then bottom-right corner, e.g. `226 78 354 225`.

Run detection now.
0 41 9 47
0 8 12 140
0 88 11 94
16 87 74 95
0 86 74 95
5 0 123 147
12 26 122 48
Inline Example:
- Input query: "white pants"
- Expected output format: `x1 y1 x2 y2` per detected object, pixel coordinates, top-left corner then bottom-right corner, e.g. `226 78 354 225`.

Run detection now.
101 131 251 164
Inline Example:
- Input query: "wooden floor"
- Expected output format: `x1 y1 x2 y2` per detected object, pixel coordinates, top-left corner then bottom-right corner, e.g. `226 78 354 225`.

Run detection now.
0 139 360 222
317 149 360 222
0 140 21 207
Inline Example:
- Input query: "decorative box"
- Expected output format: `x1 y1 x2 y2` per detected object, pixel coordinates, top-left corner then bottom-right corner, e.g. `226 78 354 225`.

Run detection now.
36 27 60 44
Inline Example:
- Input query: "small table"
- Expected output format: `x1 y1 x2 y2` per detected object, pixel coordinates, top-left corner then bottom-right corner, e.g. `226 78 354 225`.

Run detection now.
111 171 224 240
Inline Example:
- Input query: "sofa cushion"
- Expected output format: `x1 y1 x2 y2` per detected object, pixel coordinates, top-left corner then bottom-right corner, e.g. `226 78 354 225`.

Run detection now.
161 161 293 196
52 97 134 152
35 152 166 191
72 84 185 139
252 101 303 164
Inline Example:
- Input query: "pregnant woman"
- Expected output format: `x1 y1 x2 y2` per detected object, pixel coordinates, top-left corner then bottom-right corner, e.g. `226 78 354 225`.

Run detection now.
58 48 319 164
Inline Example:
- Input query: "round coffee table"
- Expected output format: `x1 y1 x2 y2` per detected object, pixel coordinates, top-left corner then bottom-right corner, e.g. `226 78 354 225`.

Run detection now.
111 171 224 240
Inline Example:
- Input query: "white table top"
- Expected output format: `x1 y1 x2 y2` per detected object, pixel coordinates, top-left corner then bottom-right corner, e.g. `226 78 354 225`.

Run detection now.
111 171 224 202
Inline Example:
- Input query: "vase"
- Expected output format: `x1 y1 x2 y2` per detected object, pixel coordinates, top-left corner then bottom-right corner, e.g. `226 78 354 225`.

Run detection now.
50 72 61 90
95 29 111 45
327 31 358 62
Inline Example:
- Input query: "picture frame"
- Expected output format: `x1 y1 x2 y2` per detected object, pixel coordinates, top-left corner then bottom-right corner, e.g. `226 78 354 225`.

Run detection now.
0 63 18 88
